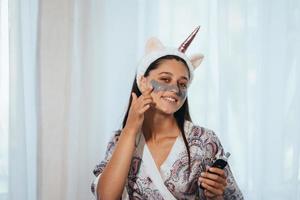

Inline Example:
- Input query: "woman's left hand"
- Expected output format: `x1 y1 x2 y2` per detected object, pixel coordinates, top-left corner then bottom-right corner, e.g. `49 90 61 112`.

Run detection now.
198 167 227 200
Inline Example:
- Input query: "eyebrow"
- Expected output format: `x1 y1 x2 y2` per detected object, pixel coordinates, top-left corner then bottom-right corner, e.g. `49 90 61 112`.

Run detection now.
158 72 189 81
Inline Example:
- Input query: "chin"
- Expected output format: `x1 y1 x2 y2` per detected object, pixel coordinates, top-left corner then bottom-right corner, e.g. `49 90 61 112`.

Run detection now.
155 105 181 115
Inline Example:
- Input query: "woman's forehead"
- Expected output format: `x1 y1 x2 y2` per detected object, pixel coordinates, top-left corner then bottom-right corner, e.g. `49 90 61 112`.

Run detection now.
150 59 189 78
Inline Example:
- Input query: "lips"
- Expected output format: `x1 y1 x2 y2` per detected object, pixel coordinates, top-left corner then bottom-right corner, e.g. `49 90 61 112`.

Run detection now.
161 95 178 103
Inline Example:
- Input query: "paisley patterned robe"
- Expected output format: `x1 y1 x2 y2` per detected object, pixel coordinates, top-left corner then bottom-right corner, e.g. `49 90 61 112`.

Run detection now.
91 120 244 199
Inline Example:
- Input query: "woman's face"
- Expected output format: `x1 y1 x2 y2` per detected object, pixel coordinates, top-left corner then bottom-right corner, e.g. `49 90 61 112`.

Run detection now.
142 59 190 115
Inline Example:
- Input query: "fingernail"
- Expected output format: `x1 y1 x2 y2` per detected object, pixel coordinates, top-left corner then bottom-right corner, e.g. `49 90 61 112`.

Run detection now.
201 172 205 176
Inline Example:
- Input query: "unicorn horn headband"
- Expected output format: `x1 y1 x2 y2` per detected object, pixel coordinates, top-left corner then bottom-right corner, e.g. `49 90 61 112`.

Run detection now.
136 26 204 90
178 26 200 53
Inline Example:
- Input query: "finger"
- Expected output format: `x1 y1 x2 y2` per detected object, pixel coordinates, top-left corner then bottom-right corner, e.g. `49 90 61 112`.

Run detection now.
199 177 224 191
131 92 137 103
208 167 226 178
201 171 219 180
139 104 151 114
140 99 153 107
204 190 216 198
201 182 224 196
201 172 227 186
137 95 153 104
141 98 153 106
143 85 154 95
139 94 153 100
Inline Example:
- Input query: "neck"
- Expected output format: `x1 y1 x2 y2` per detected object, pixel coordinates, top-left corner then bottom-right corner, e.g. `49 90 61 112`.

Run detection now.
142 108 180 142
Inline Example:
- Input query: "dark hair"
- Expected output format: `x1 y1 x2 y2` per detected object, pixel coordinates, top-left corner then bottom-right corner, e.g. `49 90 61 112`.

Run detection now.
122 55 192 171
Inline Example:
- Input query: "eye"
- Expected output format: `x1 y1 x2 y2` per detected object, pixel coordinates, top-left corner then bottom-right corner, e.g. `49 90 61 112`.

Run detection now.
159 77 171 83
179 82 187 89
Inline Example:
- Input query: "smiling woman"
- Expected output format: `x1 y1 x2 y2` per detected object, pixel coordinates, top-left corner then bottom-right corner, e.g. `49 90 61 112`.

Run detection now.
91 27 243 200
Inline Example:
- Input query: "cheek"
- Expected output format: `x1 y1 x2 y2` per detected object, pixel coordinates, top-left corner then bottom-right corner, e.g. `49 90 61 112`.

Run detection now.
178 96 187 108
179 89 187 100
151 91 163 102
151 91 187 109
150 80 168 93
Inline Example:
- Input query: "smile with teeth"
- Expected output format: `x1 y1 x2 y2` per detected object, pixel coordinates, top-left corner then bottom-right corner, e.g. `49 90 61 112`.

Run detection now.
161 96 177 103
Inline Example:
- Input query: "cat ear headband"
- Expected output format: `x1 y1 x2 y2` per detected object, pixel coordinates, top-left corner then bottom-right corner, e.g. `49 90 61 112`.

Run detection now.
136 26 204 90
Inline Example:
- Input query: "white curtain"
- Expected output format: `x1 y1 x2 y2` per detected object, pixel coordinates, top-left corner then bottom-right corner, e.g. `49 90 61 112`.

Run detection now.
182 1 300 199
1 0 299 200
38 0 143 199
0 0 9 199
5 0 39 200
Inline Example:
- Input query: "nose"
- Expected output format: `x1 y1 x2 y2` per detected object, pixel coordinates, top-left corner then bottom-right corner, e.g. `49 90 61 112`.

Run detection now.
169 84 180 94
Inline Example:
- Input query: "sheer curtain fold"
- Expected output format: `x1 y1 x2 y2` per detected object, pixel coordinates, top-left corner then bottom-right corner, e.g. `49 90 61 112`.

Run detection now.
38 0 142 199
8 0 38 200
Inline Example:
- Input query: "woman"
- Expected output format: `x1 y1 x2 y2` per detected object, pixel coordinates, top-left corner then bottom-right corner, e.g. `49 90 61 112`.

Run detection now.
91 27 243 200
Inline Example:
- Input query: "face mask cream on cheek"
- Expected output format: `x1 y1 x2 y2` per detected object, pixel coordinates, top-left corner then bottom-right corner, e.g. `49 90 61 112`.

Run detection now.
150 79 187 100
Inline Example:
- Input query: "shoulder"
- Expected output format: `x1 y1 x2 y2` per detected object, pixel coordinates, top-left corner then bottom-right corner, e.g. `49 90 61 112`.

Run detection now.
105 130 122 150
110 130 122 141
184 120 223 155
184 120 218 140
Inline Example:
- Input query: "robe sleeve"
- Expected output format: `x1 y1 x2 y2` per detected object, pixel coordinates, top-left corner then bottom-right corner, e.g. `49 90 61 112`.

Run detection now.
200 129 244 200
91 131 121 198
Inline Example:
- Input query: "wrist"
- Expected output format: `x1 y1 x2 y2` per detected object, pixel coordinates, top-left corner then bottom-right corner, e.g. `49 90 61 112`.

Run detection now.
122 126 139 137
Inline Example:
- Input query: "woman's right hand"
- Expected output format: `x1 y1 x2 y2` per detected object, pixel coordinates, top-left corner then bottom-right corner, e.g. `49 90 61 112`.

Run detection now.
98 85 154 200
124 86 154 135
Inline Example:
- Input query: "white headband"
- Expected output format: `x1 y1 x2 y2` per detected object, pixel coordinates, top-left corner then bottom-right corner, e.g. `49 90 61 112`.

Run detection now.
136 26 204 90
